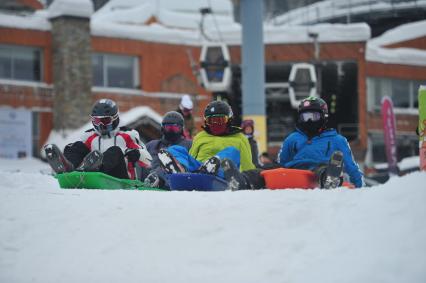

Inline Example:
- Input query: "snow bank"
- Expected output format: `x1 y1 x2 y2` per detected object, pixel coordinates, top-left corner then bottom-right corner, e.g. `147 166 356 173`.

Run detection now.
0 159 425 283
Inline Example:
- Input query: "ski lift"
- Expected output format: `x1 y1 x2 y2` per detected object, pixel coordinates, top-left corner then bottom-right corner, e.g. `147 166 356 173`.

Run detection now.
199 43 232 92
288 63 317 109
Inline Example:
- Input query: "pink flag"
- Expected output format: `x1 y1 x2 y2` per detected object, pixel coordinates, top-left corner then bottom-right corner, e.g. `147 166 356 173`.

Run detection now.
381 96 398 175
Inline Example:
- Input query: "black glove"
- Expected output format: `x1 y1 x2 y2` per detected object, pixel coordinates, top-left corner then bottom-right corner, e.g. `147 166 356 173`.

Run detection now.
125 148 140 163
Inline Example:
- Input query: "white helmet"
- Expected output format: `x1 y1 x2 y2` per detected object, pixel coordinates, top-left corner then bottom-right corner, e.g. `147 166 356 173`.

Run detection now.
180 94 193 110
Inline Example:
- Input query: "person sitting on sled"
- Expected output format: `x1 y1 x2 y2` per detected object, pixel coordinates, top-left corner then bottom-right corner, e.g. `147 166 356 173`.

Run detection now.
143 111 192 188
44 99 152 180
157 100 255 178
221 96 364 190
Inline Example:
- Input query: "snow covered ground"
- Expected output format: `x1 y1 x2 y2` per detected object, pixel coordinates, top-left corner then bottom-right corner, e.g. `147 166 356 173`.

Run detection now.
0 158 425 283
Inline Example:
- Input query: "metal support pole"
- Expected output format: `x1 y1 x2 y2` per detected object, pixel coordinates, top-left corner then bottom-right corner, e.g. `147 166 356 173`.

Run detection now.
240 0 267 153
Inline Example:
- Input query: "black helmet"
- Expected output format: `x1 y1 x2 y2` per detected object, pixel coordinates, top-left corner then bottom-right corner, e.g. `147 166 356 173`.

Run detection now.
297 96 328 137
204 100 233 119
161 111 184 142
298 96 328 118
162 111 184 127
91 99 120 136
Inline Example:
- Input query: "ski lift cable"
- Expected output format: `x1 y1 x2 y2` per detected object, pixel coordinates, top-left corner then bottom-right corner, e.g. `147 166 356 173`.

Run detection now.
207 0 225 43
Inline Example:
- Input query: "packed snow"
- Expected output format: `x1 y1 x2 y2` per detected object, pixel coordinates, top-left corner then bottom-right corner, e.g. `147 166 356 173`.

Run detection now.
0 158 425 283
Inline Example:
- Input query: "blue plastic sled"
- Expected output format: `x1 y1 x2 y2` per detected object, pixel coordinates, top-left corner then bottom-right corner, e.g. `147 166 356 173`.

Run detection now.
168 173 228 191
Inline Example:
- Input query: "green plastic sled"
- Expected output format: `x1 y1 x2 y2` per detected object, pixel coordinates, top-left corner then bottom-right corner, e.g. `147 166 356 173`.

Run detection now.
55 171 165 191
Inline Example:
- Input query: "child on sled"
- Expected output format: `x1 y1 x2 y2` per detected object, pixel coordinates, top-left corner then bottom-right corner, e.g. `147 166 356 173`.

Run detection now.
157 100 255 179
44 99 152 180
222 97 364 190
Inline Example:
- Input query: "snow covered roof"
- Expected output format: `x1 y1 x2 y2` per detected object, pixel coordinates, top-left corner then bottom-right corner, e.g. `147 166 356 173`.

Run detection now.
368 20 426 47
271 0 426 26
366 20 426 66
0 10 50 31
48 0 93 19
0 0 370 45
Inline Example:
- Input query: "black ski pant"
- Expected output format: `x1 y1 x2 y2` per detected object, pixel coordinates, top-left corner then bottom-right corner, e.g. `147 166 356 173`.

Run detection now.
64 142 129 179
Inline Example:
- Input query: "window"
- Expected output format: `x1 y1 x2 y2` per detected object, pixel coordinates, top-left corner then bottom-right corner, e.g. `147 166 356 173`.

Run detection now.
92 53 139 89
368 133 418 164
367 77 424 112
0 45 42 82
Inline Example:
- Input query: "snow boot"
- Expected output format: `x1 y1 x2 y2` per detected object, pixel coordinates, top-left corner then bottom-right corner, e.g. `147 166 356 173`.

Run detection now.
221 158 250 191
158 149 185 174
144 172 160 188
44 144 74 174
320 150 344 189
197 156 220 175
76 150 103 172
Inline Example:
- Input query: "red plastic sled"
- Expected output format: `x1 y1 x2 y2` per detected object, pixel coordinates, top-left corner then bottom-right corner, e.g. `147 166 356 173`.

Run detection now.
260 168 355 190
261 168 317 189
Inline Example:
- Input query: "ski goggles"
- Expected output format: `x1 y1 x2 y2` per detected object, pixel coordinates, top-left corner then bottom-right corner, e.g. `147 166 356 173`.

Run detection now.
182 107 193 114
205 115 229 125
162 124 182 133
91 115 117 126
299 111 321 122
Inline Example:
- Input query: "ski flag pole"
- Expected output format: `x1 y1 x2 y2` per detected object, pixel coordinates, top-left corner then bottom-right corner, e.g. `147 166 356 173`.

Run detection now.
419 85 426 171
381 96 398 176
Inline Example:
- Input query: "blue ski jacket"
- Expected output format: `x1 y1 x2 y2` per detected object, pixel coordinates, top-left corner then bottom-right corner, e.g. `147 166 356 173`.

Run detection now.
278 128 364 188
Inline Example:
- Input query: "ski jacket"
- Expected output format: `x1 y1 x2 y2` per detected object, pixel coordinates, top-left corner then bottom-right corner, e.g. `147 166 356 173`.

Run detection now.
189 130 256 172
278 128 363 187
176 108 196 139
146 137 192 170
81 127 152 172
248 137 260 167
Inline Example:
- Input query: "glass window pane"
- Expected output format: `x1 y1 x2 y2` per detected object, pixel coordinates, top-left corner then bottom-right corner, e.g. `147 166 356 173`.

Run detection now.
13 48 41 81
92 54 104 87
391 79 410 108
205 47 225 83
106 55 134 88
0 47 12 79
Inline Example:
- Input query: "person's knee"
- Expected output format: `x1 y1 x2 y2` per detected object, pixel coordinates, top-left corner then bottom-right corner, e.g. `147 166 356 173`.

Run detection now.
168 145 189 156
103 146 125 170
104 146 124 157
64 141 89 156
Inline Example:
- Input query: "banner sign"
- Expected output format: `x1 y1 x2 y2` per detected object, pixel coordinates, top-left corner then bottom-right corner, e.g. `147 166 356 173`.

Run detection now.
381 96 398 175
0 108 32 159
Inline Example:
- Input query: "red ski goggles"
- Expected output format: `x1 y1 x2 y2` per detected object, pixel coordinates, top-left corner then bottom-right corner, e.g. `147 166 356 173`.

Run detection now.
91 115 116 126
299 111 321 122
205 115 229 125
162 124 182 133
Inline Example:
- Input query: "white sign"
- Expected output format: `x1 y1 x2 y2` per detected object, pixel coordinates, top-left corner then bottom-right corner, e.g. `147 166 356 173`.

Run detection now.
0 108 32 159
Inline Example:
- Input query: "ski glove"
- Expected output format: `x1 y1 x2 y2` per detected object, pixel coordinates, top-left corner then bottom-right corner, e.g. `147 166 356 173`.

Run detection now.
125 148 141 163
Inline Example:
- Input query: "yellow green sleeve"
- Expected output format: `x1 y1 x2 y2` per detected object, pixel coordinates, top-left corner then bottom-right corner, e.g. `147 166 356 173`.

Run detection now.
239 135 256 171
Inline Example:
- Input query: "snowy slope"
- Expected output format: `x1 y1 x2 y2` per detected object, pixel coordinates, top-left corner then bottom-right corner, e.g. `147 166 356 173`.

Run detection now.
0 158 425 283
